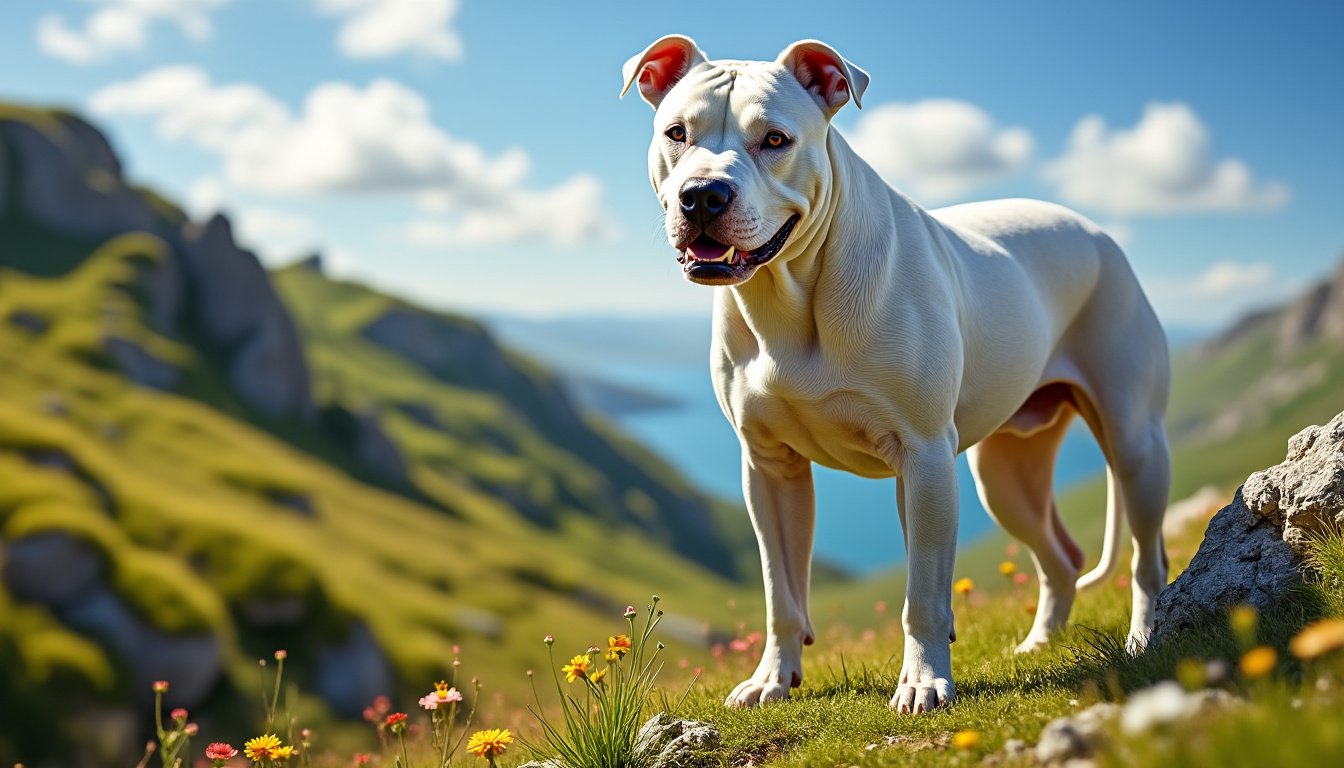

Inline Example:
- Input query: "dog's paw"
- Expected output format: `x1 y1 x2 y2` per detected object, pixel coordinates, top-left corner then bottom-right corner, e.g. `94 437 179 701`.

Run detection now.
888 675 954 715
724 676 794 708
1014 630 1052 654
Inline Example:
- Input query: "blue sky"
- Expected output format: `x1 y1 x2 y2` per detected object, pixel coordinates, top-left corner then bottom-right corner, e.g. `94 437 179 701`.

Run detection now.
3 1 1341 328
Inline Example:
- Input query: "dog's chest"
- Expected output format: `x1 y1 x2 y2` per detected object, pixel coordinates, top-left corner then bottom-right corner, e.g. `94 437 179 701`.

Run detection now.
726 355 899 478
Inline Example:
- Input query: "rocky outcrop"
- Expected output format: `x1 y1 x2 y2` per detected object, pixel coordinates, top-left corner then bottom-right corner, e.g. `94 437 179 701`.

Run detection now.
178 215 313 420
1 110 315 421
1152 410 1344 645
2 114 159 238
1195 257 1344 361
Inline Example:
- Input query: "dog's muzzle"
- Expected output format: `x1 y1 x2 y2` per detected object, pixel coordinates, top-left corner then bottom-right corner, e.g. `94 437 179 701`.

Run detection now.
677 215 801 286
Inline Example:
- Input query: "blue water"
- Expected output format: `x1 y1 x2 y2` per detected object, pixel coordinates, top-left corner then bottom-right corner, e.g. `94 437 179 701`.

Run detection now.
595 360 1106 574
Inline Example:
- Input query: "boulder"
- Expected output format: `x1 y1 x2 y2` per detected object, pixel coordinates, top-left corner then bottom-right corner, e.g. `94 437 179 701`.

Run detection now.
632 712 721 768
314 622 395 718
1 532 107 606
1152 410 1344 645
1241 410 1344 553
60 586 224 708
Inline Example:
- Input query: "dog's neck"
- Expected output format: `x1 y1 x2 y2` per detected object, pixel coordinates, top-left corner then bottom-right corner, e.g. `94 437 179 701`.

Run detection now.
722 128 928 360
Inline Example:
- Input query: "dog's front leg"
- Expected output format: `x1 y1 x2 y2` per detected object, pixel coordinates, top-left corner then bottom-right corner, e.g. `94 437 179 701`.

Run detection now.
725 442 815 708
891 434 958 715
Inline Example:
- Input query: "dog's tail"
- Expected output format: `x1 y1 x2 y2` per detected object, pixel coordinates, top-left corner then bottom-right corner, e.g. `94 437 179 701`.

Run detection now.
1075 467 1124 590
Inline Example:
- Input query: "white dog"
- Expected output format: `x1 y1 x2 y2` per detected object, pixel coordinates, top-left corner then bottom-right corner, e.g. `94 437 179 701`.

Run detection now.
621 36 1170 714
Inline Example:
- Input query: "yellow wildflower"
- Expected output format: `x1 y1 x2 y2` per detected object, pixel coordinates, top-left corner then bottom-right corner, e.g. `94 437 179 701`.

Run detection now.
953 577 974 595
1229 604 1258 636
243 734 282 763
591 667 608 685
952 730 980 750
562 654 592 683
998 560 1016 576
608 634 632 658
1290 619 1344 660
271 744 295 761
466 728 513 758
1240 646 1277 678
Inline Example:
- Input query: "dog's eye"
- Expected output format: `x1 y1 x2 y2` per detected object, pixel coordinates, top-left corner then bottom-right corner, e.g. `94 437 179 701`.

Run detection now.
762 130 790 149
665 125 687 143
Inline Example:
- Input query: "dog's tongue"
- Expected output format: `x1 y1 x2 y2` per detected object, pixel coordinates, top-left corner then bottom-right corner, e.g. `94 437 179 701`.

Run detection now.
685 236 733 262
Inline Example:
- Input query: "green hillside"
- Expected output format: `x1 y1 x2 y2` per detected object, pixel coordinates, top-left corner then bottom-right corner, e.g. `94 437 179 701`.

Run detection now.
0 103 756 764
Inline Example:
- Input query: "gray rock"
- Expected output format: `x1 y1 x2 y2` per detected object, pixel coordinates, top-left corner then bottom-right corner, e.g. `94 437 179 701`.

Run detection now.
1242 410 1344 554
61 586 223 708
1034 702 1118 765
103 336 180 390
2 118 158 238
178 215 313 419
314 621 395 718
1150 490 1302 644
1 532 107 606
6 309 49 335
353 410 408 483
633 712 721 768
1152 410 1344 646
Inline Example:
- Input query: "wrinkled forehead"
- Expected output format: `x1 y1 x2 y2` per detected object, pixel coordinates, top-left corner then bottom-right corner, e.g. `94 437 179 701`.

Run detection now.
657 59 825 136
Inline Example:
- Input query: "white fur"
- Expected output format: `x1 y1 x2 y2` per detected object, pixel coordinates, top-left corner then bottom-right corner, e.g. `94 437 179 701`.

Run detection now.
623 37 1171 714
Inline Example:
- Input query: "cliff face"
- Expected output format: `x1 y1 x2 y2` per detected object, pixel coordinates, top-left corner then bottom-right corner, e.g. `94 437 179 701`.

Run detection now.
0 107 314 421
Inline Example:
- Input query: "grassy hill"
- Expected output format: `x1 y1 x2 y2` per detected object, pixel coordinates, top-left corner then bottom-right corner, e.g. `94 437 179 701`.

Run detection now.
0 103 759 764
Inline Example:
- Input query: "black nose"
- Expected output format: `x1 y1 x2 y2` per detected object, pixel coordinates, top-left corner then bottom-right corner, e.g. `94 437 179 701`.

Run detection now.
678 178 733 227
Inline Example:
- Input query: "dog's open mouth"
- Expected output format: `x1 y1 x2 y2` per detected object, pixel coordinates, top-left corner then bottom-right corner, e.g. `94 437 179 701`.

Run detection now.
677 215 801 285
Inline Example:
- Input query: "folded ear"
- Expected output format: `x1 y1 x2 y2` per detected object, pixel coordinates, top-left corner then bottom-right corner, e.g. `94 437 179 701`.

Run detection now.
776 40 870 115
621 34 707 109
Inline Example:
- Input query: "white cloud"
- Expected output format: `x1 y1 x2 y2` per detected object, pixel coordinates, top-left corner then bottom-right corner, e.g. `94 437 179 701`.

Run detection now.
406 174 612 248
1143 260 1301 329
37 0 226 64
1043 102 1289 216
185 174 228 218
842 99 1033 202
92 66 613 248
316 0 462 61
1191 261 1274 298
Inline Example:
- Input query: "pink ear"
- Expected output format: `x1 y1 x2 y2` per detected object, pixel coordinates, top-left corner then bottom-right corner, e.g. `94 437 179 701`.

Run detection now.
621 35 707 108
777 40 870 114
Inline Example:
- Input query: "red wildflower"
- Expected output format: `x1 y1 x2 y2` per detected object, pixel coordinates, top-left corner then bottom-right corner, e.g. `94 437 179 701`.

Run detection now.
205 742 238 760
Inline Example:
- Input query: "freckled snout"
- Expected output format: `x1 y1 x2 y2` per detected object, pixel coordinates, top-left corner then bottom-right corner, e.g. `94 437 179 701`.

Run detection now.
678 178 734 231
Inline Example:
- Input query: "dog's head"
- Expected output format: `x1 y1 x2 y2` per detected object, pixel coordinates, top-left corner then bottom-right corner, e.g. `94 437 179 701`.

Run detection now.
622 36 868 286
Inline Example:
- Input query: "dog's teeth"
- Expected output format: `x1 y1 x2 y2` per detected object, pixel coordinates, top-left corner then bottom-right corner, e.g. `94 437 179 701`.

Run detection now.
719 246 736 263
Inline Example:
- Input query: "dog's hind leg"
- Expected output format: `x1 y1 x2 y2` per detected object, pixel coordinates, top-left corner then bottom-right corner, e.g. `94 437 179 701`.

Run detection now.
968 390 1083 653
